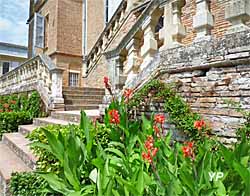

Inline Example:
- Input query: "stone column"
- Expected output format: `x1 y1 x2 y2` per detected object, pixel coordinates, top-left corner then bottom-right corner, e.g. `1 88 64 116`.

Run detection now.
141 16 158 69
225 0 250 34
159 0 186 49
193 0 214 40
50 68 65 110
125 38 141 84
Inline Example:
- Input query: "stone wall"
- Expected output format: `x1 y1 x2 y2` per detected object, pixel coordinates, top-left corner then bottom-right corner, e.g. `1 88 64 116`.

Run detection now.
128 30 250 142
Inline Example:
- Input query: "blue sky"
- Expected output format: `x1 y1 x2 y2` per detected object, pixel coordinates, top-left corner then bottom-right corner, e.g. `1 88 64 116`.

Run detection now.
0 0 29 46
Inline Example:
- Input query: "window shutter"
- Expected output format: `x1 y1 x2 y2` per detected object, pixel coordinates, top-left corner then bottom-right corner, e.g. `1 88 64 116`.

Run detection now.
34 13 45 48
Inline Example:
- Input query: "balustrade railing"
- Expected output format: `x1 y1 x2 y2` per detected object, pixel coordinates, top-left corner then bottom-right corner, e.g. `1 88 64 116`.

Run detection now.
0 54 64 111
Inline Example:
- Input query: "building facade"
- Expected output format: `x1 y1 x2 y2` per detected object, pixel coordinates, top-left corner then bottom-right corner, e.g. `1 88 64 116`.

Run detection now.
27 0 122 87
0 42 27 76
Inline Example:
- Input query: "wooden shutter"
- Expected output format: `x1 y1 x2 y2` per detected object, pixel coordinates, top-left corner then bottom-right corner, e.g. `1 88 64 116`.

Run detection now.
34 13 45 48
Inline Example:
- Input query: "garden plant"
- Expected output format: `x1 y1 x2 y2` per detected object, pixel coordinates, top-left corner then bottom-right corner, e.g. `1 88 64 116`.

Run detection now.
10 79 250 196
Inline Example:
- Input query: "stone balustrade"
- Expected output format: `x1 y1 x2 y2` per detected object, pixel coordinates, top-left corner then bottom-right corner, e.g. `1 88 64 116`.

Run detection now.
0 54 64 111
84 0 128 77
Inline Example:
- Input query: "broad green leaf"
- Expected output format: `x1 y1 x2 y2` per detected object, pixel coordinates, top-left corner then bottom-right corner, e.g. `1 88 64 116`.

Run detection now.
105 148 125 160
64 154 80 190
43 128 64 163
39 173 72 195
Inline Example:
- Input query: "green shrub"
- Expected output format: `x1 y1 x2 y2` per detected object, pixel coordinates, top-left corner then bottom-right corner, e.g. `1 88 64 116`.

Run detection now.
10 172 53 196
0 111 32 138
128 80 204 140
0 91 42 138
28 122 111 173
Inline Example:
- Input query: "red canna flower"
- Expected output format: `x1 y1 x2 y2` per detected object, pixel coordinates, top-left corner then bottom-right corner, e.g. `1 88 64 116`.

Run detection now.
154 114 165 124
153 125 160 134
182 141 195 160
108 109 120 124
10 100 16 104
123 89 133 99
142 136 158 164
3 103 9 108
104 77 110 88
0 109 3 112
194 119 206 131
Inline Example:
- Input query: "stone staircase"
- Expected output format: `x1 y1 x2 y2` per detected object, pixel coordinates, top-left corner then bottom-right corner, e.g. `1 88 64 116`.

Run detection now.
0 110 101 196
63 87 105 111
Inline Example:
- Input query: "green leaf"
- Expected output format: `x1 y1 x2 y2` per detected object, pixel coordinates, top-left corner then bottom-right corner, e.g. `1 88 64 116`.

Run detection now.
64 154 80 191
68 191 83 196
43 128 64 163
104 148 125 160
39 173 72 195
136 166 144 194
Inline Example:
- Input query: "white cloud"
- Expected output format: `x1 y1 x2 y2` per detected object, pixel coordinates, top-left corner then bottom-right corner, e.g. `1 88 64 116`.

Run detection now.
0 0 29 46
0 18 11 29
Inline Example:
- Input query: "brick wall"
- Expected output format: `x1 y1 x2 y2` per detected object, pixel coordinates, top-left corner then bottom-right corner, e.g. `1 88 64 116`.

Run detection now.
86 0 105 53
181 0 241 45
160 30 250 141
57 0 83 56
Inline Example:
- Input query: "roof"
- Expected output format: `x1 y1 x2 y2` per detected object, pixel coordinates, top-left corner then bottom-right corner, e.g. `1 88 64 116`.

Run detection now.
0 42 28 59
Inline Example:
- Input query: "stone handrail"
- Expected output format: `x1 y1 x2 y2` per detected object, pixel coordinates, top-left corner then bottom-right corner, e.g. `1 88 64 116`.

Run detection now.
84 0 150 76
0 54 64 111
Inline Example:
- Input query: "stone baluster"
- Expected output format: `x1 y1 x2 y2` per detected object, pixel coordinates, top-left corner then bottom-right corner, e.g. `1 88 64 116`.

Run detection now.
50 68 65 110
160 0 186 49
141 16 158 69
193 0 214 40
125 37 141 85
225 0 250 34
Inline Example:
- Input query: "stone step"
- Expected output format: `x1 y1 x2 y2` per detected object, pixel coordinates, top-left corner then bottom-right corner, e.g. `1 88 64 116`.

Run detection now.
64 94 104 100
51 110 100 123
33 117 78 127
63 87 105 92
65 104 99 111
0 142 31 196
65 98 102 105
19 124 38 135
63 90 105 96
2 133 37 170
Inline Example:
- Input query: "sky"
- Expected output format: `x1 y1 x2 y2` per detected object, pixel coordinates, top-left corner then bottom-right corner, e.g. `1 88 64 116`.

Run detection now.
0 0 29 46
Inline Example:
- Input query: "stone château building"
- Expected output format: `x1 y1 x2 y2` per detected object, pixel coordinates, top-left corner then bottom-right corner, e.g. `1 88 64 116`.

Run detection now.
1 0 250 194
0 0 249 136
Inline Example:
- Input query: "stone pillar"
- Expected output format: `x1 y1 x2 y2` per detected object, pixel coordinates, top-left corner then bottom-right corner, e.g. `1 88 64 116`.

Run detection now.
193 0 214 40
125 38 141 84
141 16 158 69
159 0 186 49
225 0 250 34
50 68 64 110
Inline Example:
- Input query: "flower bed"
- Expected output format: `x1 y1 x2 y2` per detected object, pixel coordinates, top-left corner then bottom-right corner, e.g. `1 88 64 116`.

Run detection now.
0 92 42 138
10 79 250 195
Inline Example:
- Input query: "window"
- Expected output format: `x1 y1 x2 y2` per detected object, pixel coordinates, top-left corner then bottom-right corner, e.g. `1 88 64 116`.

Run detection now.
69 72 79 87
2 62 10 75
34 13 45 48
